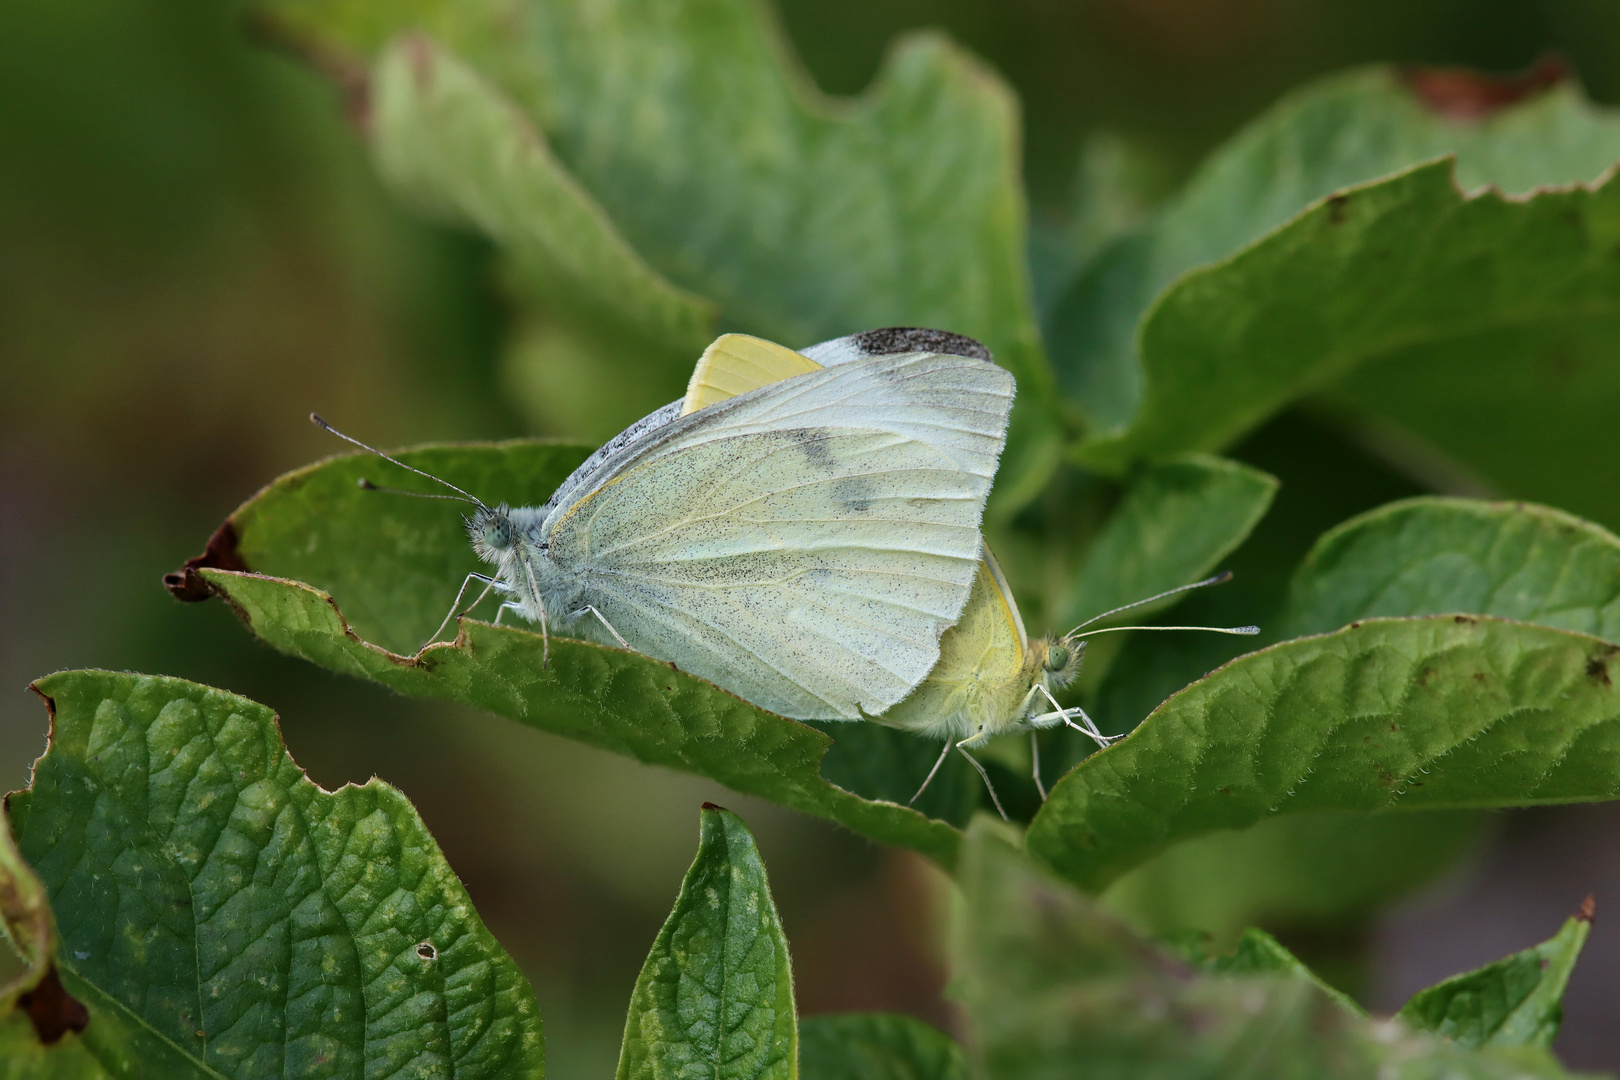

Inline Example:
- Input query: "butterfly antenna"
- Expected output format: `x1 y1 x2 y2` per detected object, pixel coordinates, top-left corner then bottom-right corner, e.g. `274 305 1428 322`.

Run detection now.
310 413 486 509
1070 623 1259 640
1066 571 1235 635
358 478 474 502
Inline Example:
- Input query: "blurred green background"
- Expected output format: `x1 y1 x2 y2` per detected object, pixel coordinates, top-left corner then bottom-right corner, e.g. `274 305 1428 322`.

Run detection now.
5 0 1620 1074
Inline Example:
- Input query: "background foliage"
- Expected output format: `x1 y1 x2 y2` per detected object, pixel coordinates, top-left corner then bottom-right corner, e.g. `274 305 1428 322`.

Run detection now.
7 0 1620 1075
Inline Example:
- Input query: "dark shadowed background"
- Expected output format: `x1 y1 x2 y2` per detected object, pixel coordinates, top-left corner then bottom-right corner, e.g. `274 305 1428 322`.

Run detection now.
4 0 1618 1073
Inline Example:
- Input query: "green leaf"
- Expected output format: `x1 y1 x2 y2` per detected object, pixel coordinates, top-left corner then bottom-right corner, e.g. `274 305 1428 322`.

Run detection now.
1069 160 1620 470
798 1014 966 1080
1193 927 1362 1015
262 0 1060 508
1060 453 1278 629
1323 314 1620 533
1399 909 1593 1050
1279 497 1620 640
172 442 964 865
1101 810 1482 943
954 820 1581 1080
1048 66 1620 469
14 670 546 1079
1089 497 1620 942
1026 616 1620 892
370 34 716 358
617 805 794 1080
0 808 220 1077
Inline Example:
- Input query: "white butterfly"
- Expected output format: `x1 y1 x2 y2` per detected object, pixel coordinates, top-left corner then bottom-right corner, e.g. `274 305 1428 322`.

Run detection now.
323 336 1014 722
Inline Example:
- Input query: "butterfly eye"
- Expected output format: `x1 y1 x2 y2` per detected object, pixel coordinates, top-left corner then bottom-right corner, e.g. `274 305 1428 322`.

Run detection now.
483 516 513 550
1045 644 1070 673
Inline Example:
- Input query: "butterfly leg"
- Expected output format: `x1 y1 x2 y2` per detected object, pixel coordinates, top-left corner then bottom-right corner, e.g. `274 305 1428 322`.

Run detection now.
579 605 631 650
909 738 954 807
1033 684 1122 749
1031 731 1048 802
421 572 498 651
955 739 1009 821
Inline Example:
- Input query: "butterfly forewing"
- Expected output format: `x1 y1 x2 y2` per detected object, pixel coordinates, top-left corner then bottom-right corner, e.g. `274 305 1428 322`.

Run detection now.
546 353 1014 719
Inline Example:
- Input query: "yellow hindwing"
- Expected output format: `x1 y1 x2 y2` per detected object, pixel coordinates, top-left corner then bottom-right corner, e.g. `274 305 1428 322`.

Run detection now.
682 334 823 415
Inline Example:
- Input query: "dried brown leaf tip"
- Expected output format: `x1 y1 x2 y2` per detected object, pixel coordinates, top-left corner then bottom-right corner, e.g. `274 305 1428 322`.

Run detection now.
1401 55 1568 121
18 967 88 1045
1578 894 1597 923
163 519 249 602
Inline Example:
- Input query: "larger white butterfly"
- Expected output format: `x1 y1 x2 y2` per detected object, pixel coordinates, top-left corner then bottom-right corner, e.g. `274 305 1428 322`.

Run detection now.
323 336 1014 722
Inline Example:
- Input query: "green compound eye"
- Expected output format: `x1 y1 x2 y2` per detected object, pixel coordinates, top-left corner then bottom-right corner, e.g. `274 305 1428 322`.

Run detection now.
1045 644 1070 673
483 515 512 550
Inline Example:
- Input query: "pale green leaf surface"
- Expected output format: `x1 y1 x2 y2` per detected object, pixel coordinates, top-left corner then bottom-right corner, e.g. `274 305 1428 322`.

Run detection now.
1069 160 1620 469
370 35 714 357
260 0 1060 509
1279 497 1620 641
954 821 1581 1080
616 806 794 1080
181 443 962 864
1027 616 1620 892
1399 913 1592 1050
14 671 545 1080
1060 453 1277 629
1052 66 1620 445
798 1014 965 1080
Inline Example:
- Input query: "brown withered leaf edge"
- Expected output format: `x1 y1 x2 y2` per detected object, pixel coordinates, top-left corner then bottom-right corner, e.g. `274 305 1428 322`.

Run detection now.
1401 54 1568 121
163 519 249 603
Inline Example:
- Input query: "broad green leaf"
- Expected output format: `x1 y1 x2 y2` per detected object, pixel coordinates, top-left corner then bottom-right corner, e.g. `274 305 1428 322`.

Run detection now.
262 0 1060 508
617 805 794 1080
171 443 963 865
0 810 217 1078
1060 453 1277 629
1090 498 1620 941
1048 66 1620 468
1068 159 1620 470
1399 910 1592 1050
1324 324 1620 533
372 32 716 440
370 33 715 375
1027 616 1620 892
1101 810 1481 944
14 670 546 1079
798 1014 966 1080
1279 497 1620 640
953 820 1579 1080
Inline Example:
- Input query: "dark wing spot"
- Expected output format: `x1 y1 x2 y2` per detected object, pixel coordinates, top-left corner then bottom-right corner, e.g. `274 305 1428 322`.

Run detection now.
847 327 992 361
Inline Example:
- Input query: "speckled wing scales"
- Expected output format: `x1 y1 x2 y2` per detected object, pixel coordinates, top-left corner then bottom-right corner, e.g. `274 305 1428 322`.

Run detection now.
549 352 1015 720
